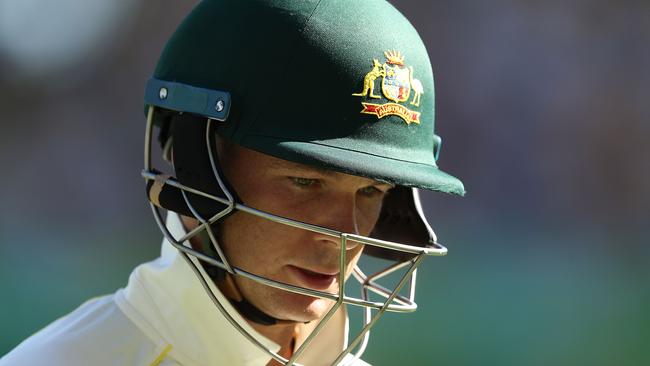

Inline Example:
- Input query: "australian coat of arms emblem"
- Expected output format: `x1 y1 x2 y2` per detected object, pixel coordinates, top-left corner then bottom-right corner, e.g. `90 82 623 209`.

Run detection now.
352 50 422 124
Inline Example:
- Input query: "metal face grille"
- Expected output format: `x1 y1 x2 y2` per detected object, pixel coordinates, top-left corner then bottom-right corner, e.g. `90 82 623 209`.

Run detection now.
141 106 447 365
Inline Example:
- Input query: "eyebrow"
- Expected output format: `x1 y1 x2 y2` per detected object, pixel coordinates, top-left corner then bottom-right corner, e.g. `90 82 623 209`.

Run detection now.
288 163 337 177
269 159 395 187
267 159 337 176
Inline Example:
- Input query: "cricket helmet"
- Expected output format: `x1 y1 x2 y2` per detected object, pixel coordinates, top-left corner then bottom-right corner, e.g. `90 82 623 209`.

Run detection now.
142 0 464 364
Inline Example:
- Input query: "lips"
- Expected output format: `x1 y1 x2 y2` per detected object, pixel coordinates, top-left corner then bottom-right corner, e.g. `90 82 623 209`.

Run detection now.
287 265 339 291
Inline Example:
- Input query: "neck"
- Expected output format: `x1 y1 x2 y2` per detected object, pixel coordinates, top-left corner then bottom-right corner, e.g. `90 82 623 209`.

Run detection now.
253 319 325 366
253 321 298 366
250 321 299 349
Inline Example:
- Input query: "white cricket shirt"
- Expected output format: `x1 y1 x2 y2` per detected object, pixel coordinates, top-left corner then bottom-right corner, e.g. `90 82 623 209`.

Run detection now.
1 213 370 366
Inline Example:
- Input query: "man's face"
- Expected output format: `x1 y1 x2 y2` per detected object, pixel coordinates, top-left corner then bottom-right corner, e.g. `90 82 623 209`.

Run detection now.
215 144 392 323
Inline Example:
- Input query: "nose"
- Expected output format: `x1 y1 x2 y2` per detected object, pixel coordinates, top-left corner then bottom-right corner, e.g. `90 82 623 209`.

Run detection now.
312 192 363 250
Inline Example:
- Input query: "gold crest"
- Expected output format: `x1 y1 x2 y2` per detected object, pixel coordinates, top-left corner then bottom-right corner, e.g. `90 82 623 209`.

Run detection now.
352 50 422 124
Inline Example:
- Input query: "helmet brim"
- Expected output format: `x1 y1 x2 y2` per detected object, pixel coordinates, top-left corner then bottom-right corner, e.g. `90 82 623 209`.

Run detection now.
240 136 465 196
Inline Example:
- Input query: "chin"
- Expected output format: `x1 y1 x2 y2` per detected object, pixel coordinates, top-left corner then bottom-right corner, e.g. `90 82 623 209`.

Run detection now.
301 296 336 321
270 292 336 323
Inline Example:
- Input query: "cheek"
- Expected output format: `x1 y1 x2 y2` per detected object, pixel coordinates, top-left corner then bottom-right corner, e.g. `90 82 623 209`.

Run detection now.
217 210 303 273
217 213 271 268
355 199 384 236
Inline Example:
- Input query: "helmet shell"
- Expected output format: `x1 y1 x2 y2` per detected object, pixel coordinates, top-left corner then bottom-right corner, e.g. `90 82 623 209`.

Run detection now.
151 0 464 195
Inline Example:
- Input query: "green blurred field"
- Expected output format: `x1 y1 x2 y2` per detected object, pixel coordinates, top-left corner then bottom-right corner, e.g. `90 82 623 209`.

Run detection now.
2 221 648 365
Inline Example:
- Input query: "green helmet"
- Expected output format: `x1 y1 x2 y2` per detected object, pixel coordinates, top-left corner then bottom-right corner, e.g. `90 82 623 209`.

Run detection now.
147 0 463 194
142 0 464 364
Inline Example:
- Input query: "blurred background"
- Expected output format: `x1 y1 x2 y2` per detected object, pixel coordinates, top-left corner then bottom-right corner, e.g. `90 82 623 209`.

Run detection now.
1 0 648 365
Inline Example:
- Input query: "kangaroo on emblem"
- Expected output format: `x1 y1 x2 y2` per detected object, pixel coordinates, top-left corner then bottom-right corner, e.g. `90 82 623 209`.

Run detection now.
352 59 385 99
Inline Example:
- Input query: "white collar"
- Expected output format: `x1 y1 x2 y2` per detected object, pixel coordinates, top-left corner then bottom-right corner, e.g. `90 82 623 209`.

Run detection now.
117 213 349 366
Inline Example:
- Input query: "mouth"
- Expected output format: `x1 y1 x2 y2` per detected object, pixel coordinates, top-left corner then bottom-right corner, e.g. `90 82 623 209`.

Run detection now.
287 265 339 291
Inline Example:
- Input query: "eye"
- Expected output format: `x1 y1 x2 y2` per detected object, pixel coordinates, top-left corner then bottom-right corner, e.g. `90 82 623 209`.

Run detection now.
358 185 384 197
289 176 318 187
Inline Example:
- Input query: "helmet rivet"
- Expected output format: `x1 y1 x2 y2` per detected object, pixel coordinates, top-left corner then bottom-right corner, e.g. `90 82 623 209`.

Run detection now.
215 99 224 112
159 87 168 100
